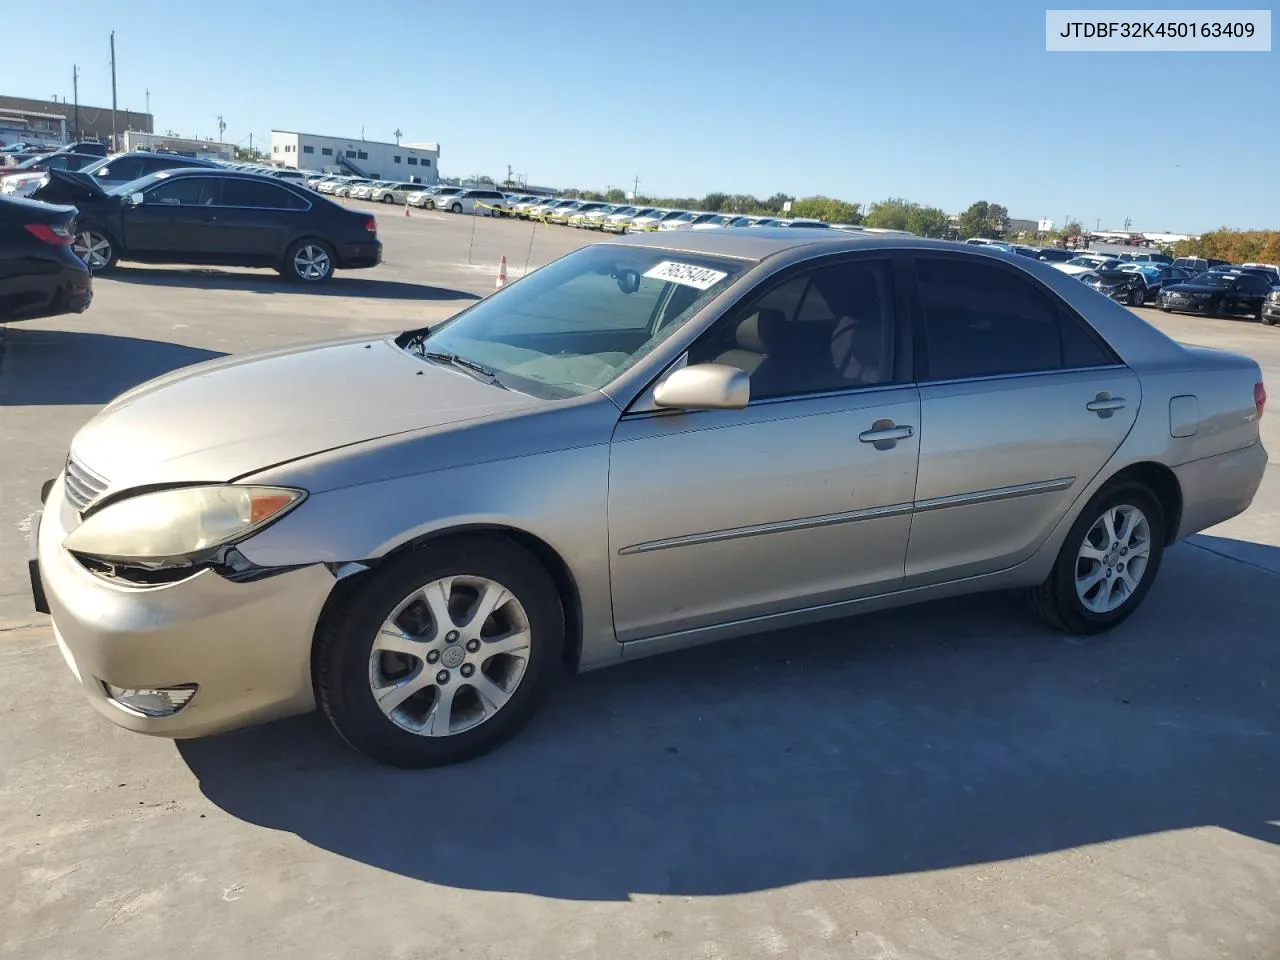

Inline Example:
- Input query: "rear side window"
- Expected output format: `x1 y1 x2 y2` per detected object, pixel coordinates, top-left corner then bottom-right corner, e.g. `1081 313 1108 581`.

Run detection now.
914 256 1114 380
220 179 308 209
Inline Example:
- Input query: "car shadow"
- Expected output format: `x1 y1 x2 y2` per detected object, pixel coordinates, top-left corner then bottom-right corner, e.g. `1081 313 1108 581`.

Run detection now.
179 536 1280 900
0 327 225 406
106 267 481 302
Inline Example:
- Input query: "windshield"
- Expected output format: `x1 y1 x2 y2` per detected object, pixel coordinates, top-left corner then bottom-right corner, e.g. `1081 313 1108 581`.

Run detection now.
1066 257 1100 266
399 245 746 399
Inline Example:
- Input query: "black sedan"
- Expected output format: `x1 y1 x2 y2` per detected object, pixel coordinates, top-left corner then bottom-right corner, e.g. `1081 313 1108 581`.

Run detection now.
31 168 381 282
1158 270 1274 320
1082 267 1148 306
0 194 92 322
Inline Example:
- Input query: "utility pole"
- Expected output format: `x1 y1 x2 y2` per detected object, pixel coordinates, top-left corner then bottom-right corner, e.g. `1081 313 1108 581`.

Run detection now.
145 88 149 115
248 132 253 156
72 65 79 140
109 31 118 150
632 175 640 201
394 128 402 145
217 114 226 141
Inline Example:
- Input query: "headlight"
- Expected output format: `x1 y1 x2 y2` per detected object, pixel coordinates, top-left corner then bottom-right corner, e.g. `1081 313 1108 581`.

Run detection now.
63 484 305 565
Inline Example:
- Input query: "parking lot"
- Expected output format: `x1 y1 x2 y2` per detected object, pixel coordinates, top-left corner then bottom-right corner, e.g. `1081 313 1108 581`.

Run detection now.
2 204 1279 959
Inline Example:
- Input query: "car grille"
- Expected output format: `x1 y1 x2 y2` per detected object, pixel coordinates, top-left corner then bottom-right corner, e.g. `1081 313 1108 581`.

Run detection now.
63 455 109 512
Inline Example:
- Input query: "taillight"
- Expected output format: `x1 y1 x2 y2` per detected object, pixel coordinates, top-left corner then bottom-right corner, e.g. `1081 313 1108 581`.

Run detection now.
365 218 377 234
24 222 74 245
1256 382 1267 419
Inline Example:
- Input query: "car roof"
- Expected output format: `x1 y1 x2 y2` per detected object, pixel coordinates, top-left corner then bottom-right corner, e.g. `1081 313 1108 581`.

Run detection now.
603 229 1040 261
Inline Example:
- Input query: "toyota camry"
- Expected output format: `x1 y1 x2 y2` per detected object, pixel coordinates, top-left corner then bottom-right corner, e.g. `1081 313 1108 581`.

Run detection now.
31 232 1268 767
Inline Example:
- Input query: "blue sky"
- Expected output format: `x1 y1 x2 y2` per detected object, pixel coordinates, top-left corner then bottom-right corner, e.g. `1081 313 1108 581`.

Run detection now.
9 0 1276 233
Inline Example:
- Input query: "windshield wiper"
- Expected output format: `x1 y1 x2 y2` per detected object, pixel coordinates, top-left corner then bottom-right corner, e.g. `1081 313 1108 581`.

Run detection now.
422 351 506 388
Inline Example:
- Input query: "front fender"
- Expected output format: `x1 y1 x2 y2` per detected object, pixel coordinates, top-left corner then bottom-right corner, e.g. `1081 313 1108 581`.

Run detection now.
235 444 620 668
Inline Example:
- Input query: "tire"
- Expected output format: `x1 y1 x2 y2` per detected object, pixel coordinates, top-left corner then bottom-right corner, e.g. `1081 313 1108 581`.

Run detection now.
73 228 118 273
381 194 395 204
1027 483 1166 635
315 538 564 767
1159 306 1171 312
1262 311 1275 326
1127 284 1145 307
281 239 336 283
450 202 462 214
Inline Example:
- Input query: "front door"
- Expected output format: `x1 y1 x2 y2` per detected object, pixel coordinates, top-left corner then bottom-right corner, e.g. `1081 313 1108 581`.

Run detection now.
125 175 223 257
609 256 920 643
904 253 1139 585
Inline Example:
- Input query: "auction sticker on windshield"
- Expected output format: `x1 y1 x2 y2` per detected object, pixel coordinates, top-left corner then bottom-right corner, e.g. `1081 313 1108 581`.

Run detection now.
643 261 729 290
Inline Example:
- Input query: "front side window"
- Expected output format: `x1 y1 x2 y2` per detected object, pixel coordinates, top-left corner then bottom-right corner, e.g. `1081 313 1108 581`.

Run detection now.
220 179 307 209
96 157 144 181
145 176 219 205
914 256 1113 380
689 259 896 400
1237 275 1269 295
403 246 745 398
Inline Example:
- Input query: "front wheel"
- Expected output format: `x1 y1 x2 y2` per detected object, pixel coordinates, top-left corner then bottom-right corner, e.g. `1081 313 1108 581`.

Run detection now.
381 194 395 204
1027 483 1165 634
315 538 564 767
282 239 335 282
450 202 462 213
73 229 118 273
1128 284 1145 307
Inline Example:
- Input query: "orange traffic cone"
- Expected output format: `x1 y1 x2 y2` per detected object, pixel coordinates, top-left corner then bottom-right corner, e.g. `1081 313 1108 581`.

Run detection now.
496 255 508 289
404 203 410 217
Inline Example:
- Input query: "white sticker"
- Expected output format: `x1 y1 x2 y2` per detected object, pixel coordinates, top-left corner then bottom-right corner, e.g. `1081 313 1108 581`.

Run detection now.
643 261 728 290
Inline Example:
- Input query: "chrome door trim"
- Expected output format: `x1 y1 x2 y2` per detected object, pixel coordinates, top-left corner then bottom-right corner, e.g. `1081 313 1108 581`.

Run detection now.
919 364 1129 389
912 476 1075 513
617 501 915 556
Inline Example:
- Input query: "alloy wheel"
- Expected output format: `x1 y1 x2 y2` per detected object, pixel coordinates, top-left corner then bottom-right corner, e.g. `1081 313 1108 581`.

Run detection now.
73 231 112 271
1074 504 1151 613
367 575 532 737
293 244 331 281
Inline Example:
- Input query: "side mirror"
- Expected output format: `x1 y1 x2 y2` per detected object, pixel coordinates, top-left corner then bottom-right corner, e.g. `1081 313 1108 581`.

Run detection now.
127 192 144 206
653 363 750 411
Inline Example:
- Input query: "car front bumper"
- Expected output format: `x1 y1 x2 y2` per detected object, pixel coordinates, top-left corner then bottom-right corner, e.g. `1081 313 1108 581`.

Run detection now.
1160 297 1214 313
1262 303 1280 322
34 475 335 738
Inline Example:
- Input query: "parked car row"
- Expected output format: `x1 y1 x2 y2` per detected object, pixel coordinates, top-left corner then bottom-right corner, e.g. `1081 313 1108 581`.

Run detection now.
1157 264 1279 322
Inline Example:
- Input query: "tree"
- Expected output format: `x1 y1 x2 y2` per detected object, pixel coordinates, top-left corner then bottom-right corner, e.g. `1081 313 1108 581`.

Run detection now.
905 205 950 238
957 201 1009 239
1060 219 1084 237
865 197 916 231
605 188 626 203
763 192 795 214
701 192 729 212
792 195 862 223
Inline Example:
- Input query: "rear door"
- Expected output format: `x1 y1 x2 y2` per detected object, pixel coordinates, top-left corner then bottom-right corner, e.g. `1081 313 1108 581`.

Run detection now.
208 178 310 262
903 253 1138 586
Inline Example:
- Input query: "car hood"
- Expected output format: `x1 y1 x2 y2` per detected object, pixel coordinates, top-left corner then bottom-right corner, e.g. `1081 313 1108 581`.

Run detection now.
70 335 541 493
1056 263 1101 275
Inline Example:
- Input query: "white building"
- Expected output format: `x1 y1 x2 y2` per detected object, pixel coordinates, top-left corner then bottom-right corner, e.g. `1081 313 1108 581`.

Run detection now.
269 130 439 184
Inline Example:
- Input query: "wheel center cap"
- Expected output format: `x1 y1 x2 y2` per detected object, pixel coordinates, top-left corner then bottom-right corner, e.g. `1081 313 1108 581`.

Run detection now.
441 645 466 669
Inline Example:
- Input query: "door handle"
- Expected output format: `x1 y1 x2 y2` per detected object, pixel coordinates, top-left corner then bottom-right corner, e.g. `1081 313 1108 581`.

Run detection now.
859 422 914 444
1086 393 1126 417
200 214 218 222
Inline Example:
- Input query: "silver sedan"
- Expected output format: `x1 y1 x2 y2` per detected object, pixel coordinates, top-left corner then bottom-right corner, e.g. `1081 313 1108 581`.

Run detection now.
32 232 1268 766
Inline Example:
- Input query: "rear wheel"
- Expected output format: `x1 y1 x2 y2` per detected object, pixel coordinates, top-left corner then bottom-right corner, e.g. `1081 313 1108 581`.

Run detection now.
315 538 564 767
281 239 335 282
1028 483 1166 635
73 229 117 272
381 194 395 204
450 202 462 214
